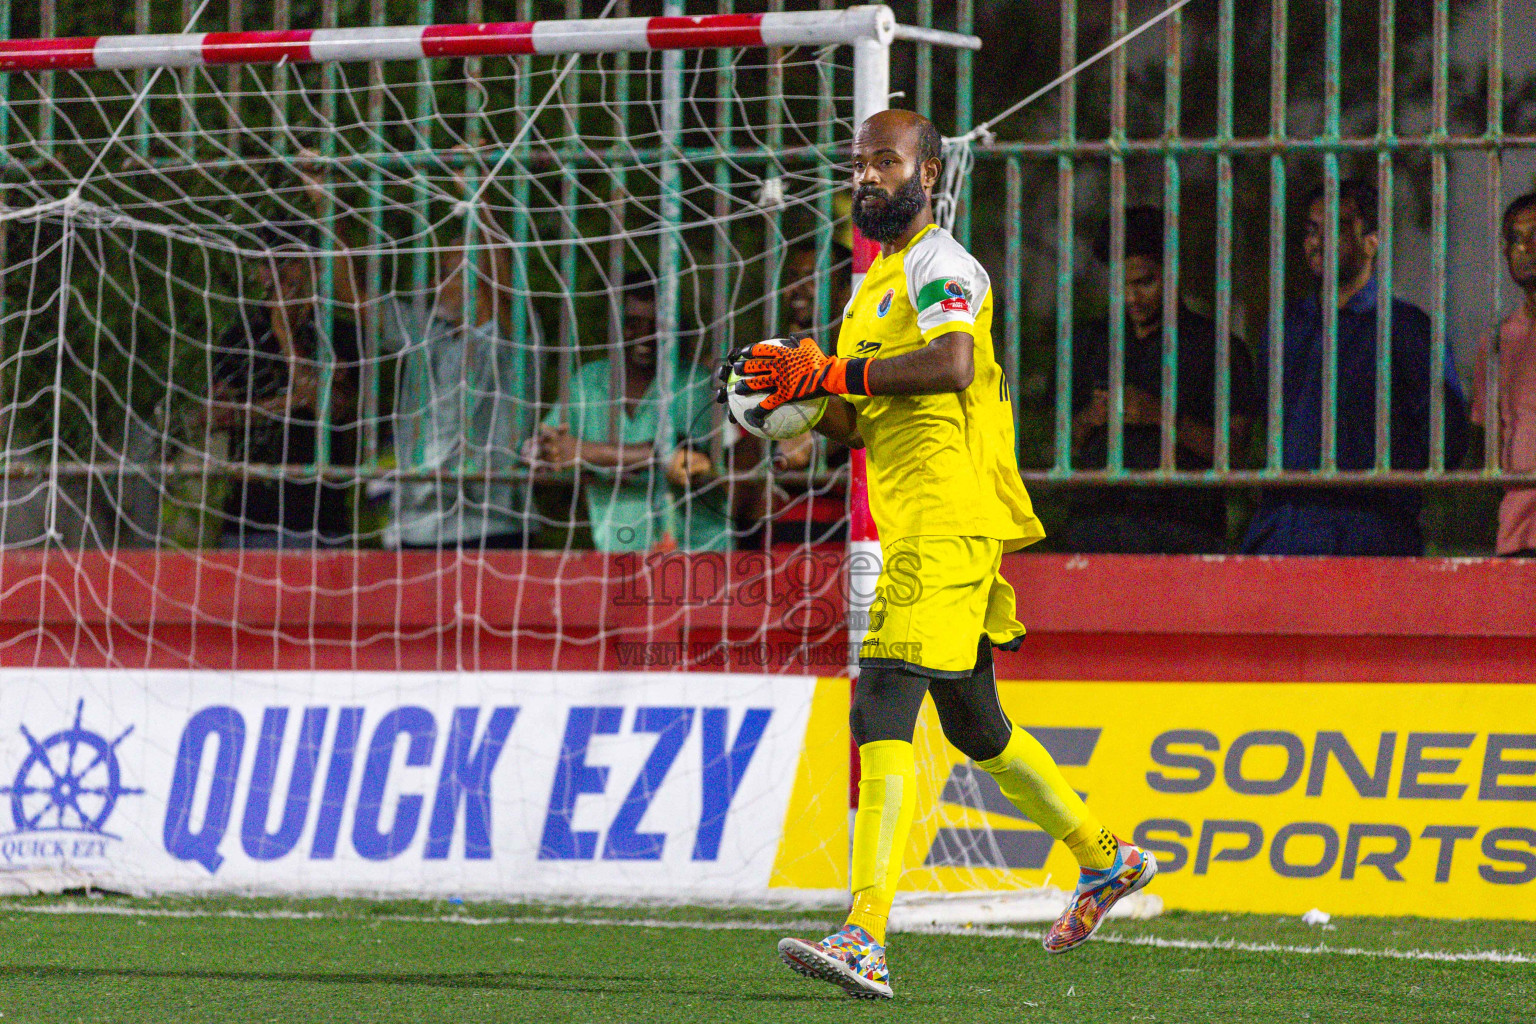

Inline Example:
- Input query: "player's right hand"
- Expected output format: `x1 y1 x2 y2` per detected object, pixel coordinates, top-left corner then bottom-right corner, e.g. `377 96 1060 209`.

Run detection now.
728 334 868 412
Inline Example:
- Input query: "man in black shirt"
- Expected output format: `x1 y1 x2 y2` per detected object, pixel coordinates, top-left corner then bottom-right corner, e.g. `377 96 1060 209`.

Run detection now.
1067 207 1259 553
207 227 361 548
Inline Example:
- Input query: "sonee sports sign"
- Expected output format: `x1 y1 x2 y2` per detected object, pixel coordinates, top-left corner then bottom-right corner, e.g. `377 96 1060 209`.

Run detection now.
1133 727 1535 889
919 681 1536 919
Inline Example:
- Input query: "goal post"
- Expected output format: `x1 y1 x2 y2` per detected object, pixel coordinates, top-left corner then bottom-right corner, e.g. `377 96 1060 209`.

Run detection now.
0 10 896 70
0 5 904 549
0 7 1135 923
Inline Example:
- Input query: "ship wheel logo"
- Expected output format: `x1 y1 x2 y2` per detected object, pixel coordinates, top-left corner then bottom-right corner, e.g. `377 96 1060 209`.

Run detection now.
0 699 142 836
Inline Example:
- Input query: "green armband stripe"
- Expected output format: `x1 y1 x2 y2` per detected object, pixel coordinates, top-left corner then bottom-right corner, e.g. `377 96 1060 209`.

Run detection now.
915 278 961 311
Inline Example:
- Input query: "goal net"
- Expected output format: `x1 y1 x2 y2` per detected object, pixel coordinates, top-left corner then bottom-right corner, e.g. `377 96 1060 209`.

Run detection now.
0 8 1148 924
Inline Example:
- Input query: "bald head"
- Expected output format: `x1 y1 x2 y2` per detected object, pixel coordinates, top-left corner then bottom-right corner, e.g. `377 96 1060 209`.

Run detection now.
858 109 943 166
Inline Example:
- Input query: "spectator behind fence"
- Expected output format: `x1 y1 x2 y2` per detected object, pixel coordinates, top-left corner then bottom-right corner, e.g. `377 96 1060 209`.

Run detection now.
1243 179 1469 556
524 271 729 552
743 241 854 547
1474 191 1536 557
290 147 530 551
377 236 530 550
1066 206 1258 553
206 225 361 549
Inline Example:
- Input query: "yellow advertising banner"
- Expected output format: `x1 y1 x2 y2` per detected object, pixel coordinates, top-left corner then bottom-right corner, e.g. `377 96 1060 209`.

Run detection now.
773 680 1536 919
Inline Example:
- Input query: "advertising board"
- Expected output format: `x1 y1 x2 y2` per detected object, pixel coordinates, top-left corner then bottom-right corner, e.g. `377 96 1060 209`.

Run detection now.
0 669 814 900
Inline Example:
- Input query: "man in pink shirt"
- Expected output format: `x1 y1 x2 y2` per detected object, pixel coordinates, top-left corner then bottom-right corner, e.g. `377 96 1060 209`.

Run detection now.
1476 191 1536 556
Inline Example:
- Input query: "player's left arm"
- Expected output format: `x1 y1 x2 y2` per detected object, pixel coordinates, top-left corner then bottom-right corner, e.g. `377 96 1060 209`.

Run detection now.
810 394 863 448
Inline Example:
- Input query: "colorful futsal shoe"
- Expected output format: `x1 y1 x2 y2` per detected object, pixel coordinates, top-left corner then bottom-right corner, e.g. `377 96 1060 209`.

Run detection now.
777 923 893 999
1044 838 1159 953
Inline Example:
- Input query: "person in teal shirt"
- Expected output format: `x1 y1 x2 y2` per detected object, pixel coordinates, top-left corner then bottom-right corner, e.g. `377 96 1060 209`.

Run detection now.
378 240 532 549
525 273 732 551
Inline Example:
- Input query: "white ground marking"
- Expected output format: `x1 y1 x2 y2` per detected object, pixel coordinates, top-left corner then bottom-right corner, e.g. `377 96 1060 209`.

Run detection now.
4 902 1532 965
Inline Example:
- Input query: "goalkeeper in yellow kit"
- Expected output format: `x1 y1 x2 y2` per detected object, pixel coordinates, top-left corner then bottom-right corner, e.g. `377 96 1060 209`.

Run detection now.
722 109 1157 1000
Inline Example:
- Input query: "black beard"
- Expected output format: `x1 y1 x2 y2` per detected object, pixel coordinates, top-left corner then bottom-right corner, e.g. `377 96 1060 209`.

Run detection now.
851 173 928 244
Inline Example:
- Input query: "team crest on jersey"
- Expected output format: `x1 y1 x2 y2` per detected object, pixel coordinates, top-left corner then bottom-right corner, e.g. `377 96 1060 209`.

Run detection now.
876 289 894 317
940 279 969 313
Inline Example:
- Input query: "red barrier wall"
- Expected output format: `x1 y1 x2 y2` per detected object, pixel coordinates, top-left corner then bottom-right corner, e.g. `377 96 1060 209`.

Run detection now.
998 554 1536 683
0 550 1530 681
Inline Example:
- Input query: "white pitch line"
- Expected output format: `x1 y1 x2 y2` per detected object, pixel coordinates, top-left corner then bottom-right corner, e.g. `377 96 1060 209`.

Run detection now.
902 923 1536 965
5 902 1533 965
3 902 824 933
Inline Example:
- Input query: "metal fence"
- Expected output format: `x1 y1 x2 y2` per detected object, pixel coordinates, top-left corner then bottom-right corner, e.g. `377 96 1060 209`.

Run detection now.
966 0 1524 488
0 0 1528 552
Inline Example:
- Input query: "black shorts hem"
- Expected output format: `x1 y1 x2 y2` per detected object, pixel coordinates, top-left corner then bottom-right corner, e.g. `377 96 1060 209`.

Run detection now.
857 657 973 681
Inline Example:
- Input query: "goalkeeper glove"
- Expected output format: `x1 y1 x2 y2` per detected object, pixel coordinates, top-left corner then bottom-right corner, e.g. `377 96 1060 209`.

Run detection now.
720 334 871 413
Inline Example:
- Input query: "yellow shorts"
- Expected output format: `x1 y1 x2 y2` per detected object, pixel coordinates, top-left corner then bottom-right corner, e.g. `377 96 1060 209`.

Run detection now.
858 536 1025 678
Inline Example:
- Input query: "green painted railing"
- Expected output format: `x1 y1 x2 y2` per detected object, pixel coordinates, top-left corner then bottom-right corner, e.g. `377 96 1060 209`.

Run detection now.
3 0 1530 501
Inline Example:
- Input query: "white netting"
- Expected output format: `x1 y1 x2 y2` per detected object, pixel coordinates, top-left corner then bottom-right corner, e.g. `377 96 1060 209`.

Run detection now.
0 42 856 556
0 25 1079 916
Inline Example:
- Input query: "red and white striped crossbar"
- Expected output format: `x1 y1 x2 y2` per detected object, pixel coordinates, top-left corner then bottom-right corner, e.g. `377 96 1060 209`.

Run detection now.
0 6 898 73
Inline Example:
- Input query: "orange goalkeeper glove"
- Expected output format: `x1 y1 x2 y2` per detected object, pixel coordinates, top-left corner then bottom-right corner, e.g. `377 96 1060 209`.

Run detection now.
724 333 871 412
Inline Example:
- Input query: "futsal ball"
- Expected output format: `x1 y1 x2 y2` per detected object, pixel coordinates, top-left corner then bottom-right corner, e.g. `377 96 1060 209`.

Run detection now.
726 369 826 441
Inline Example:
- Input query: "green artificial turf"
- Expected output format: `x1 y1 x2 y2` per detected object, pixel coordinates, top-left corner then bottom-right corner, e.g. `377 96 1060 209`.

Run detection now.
0 897 1529 1023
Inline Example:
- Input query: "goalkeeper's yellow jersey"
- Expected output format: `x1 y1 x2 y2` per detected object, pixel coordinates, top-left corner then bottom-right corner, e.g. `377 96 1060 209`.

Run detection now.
836 223 1044 549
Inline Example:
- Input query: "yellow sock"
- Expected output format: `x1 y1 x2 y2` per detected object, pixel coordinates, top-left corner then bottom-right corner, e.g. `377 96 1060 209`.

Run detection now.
976 727 1117 870
1064 820 1119 871
843 739 917 946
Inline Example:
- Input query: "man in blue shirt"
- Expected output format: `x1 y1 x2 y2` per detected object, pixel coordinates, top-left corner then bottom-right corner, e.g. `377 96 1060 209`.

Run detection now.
1243 179 1469 556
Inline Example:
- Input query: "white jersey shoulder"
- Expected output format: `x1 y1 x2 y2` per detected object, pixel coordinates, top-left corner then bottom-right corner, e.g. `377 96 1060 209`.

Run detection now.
903 227 990 337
